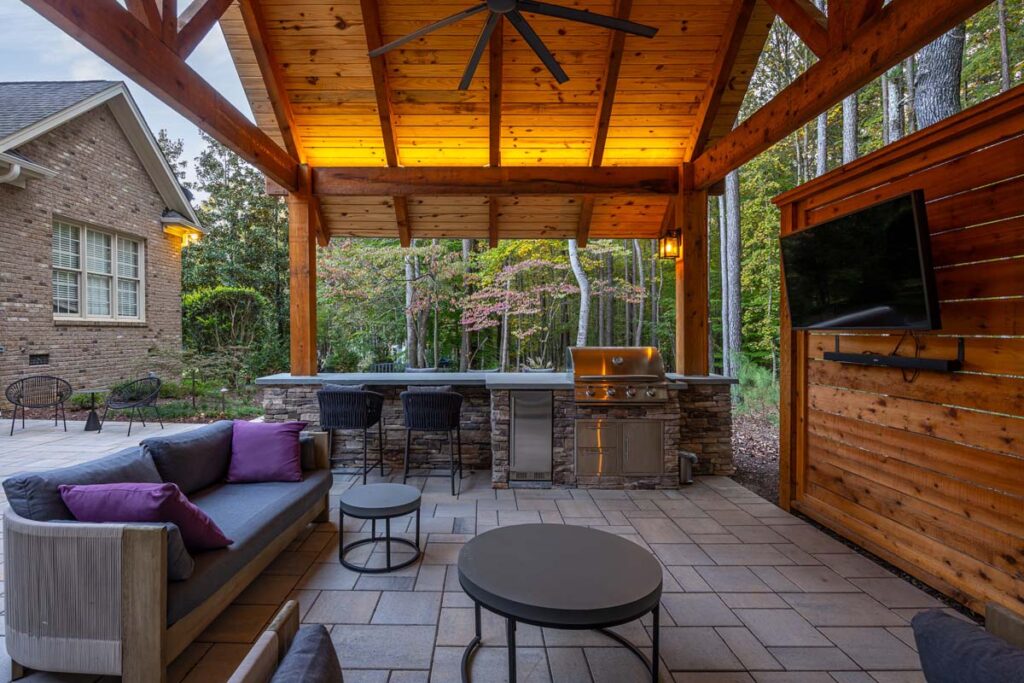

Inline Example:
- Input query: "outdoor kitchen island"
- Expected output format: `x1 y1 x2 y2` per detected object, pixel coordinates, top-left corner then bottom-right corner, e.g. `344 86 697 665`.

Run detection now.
258 351 734 490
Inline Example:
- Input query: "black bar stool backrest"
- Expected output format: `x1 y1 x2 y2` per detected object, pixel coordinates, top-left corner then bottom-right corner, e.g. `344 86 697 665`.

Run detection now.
318 386 384 430
401 390 463 431
5 376 73 408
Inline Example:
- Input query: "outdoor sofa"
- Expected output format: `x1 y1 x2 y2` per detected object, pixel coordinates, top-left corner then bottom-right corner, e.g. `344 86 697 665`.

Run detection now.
2 421 331 682
227 600 343 683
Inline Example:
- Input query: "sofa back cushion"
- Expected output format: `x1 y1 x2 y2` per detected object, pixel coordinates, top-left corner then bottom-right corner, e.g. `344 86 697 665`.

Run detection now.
269 625 342 683
2 447 161 521
912 608 1024 683
227 421 306 483
60 482 233 552
142 420 233 494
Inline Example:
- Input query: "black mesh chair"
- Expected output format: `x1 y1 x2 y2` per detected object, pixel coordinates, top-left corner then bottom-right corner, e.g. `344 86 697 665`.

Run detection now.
5 375 73 435
318 386 385 484
400 388 464 496
100 377 163 437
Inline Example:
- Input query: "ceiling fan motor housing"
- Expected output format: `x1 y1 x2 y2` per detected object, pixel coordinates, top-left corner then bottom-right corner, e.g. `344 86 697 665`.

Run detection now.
487 0 518 13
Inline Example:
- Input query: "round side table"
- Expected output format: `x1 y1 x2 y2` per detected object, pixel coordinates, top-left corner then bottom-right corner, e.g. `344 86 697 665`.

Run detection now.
339 483 421 573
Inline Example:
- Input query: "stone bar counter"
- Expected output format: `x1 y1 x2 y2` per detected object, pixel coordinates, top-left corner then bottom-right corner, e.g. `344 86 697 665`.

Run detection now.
257 372 736 489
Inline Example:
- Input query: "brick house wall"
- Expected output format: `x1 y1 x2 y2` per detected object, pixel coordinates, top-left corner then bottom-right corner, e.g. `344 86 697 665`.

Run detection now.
0 104 183 401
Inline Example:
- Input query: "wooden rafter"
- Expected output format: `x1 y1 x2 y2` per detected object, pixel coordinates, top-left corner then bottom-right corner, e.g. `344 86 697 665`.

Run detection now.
309 195 329 248
238 0 304 163
693 0 991 188
312 167 679 197
828 0 882 47
176 0 233 58
489 20 503 247
764 0 828 57
577 0 633 248
24 0 299 191
688 0 757 161
160 0 177 46
360 0 408 246
126 0 161 34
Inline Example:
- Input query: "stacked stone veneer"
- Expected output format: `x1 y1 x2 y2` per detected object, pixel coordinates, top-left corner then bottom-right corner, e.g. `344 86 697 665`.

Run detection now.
491 382 733 488
262 384 493 470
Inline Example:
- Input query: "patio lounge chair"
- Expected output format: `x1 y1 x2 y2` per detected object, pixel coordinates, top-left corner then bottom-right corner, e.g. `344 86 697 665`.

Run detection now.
100 376 162 436
5 375 73 436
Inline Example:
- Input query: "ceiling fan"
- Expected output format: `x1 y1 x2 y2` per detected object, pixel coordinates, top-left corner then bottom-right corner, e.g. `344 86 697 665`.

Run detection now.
368 0 659 90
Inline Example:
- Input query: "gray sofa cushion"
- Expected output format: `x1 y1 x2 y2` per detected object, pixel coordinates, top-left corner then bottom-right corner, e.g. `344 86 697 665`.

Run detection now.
142 420 233 494
147 523 195 581
300 433 317 471
912 609 1024 683
2 447 161 521
166 469 332 625
270 625 342 683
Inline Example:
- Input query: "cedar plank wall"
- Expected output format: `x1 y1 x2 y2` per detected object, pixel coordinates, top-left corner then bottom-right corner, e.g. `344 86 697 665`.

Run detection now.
773 85 1024 616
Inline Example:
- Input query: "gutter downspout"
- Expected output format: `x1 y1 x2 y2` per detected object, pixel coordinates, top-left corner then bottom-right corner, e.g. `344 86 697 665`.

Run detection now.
0 163 22 185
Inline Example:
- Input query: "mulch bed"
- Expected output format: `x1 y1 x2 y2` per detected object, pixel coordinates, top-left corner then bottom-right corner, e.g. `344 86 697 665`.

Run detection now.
14 406 217 424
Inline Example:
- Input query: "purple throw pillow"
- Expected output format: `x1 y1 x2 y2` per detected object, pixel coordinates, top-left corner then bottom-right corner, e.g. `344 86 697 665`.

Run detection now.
227 420 307 483
58 482 232 552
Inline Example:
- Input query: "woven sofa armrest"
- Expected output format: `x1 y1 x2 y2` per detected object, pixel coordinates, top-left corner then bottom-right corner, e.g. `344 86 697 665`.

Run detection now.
3 507 167 677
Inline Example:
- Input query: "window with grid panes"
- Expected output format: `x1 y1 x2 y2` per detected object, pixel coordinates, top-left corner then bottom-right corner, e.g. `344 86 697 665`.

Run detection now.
52 219 144 321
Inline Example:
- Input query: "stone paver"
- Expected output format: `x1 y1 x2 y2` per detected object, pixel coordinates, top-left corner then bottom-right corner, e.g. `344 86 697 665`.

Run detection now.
0 421 930 682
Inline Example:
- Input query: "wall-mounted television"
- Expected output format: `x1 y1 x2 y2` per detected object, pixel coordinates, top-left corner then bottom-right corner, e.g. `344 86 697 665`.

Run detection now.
780 190 941 331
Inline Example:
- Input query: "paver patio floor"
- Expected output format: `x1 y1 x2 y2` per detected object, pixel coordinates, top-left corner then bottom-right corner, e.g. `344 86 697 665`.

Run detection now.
0 421 941 682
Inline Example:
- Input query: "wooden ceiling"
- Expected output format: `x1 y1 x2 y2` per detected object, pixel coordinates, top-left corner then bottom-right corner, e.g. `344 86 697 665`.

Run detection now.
221 0 775 242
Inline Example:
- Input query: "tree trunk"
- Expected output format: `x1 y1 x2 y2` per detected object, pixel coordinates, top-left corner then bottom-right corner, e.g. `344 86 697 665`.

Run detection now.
603 253 613 344
914 25 965 129
725 170 742 375
842 93 858 164
499 272 510 371
649 239 658 347
904 56 916 133
460 239 473 370
624 241 633 344
997 0 1011 92
404 251 417 367
815 110 827 177
886 63 903 144
568 239 590 346
718 193 730 376
881 72 890 146
633 239 644 345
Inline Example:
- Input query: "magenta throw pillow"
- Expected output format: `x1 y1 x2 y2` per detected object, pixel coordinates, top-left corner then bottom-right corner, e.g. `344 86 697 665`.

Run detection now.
58 482 232 552
227 420 307 483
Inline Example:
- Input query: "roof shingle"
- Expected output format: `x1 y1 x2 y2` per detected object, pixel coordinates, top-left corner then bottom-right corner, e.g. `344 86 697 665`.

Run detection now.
0 81 118 142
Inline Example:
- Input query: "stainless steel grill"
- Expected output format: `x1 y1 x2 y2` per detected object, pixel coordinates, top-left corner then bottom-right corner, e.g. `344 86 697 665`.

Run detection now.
568 346 669 404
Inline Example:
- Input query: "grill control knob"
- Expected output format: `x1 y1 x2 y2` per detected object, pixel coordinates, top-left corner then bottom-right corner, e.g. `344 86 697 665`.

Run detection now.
585 386 596 397
625 386 637 397
606 387 617 398
645 387 658 398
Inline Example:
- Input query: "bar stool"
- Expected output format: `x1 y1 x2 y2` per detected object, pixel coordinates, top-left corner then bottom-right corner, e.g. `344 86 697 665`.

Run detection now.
400 386 464 496
317 384 385 484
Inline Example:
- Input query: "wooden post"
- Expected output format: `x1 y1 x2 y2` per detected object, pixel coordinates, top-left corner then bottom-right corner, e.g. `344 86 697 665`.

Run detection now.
288 165 317 376
777 202 801 511
675 164 710 375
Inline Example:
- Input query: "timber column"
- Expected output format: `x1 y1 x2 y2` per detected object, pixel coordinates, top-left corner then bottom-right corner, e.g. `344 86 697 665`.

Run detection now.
675 163 710 375
288 164 317 376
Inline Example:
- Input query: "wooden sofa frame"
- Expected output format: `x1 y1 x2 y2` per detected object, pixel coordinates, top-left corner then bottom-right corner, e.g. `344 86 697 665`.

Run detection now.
4 433 331 683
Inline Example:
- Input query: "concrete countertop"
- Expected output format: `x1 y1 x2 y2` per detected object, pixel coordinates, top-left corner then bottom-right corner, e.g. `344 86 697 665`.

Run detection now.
257 371 705 391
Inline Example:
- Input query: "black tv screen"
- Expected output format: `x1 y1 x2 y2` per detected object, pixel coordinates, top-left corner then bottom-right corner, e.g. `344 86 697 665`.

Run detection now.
780 191 941 330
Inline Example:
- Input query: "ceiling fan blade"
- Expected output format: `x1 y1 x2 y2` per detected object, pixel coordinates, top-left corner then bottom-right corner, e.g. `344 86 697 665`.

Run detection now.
518 0 659 38
506 10 569 84
369 3 488 57
460 12 502 90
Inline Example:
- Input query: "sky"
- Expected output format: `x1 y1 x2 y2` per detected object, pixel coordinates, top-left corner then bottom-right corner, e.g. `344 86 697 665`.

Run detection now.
0 2 251 186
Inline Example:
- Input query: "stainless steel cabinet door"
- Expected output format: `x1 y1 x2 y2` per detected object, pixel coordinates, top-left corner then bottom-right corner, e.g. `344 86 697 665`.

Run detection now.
622 421 664 475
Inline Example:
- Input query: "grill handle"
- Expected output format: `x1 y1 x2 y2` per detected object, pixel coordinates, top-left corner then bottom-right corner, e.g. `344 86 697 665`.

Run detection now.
576 374 662 382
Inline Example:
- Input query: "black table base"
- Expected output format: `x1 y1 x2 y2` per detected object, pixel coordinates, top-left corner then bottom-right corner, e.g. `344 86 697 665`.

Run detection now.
460 599 660 682
339 508 421 573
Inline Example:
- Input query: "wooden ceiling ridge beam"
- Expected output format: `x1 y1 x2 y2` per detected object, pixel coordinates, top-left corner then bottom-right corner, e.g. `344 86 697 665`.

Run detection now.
360 0 408 247
577 0 633 248
177 0 234 58
828 0 883 47
311 167 680 197
692 0 990 189
489 20 503 248
24 0 299 192
688 0 758 161
765 0 829 57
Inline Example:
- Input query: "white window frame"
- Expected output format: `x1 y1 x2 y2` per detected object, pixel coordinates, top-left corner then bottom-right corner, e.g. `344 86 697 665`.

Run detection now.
52 218 146 322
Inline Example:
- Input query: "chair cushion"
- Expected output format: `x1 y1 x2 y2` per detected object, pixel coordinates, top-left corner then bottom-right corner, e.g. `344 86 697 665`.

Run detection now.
406 385 453 393
322 384 365 392
142 421 233 494
912 608 1024 683
227 421 306 483
270 625 342 683
59 482 232 552
2 447 161 521
166 469 332 626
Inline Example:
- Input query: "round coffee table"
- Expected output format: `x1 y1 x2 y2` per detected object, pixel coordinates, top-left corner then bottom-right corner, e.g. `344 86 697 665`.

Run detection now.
338 483 421 573
458 524 662 682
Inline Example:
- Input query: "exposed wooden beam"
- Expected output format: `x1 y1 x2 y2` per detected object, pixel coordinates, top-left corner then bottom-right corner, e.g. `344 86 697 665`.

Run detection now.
828 0 882 47
313 167 679 197
25 0 299 191
288 166 317 376
576 197 595 246
310 195 329 247
394 196 412 248
764 0 829 57
488 197 499 248
126 0 161 34
160 0 177 46
176 0 233 58
693 0 991 189
688 0 757 160
675 163 709 375
659 197 675 235
238 0 304 162
489 20 503 246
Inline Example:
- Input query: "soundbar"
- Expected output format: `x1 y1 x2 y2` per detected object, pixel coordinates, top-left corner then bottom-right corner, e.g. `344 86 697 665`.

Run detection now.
823 351 962 372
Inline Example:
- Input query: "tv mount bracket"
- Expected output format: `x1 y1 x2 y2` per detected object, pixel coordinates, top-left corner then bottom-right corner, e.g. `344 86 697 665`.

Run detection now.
823 336 964 373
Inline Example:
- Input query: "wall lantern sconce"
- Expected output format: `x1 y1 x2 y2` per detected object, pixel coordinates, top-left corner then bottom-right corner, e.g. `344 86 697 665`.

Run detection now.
658 231 681 259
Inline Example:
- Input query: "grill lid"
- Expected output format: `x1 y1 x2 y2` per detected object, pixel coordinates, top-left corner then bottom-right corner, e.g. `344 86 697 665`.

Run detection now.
568 347 667 382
